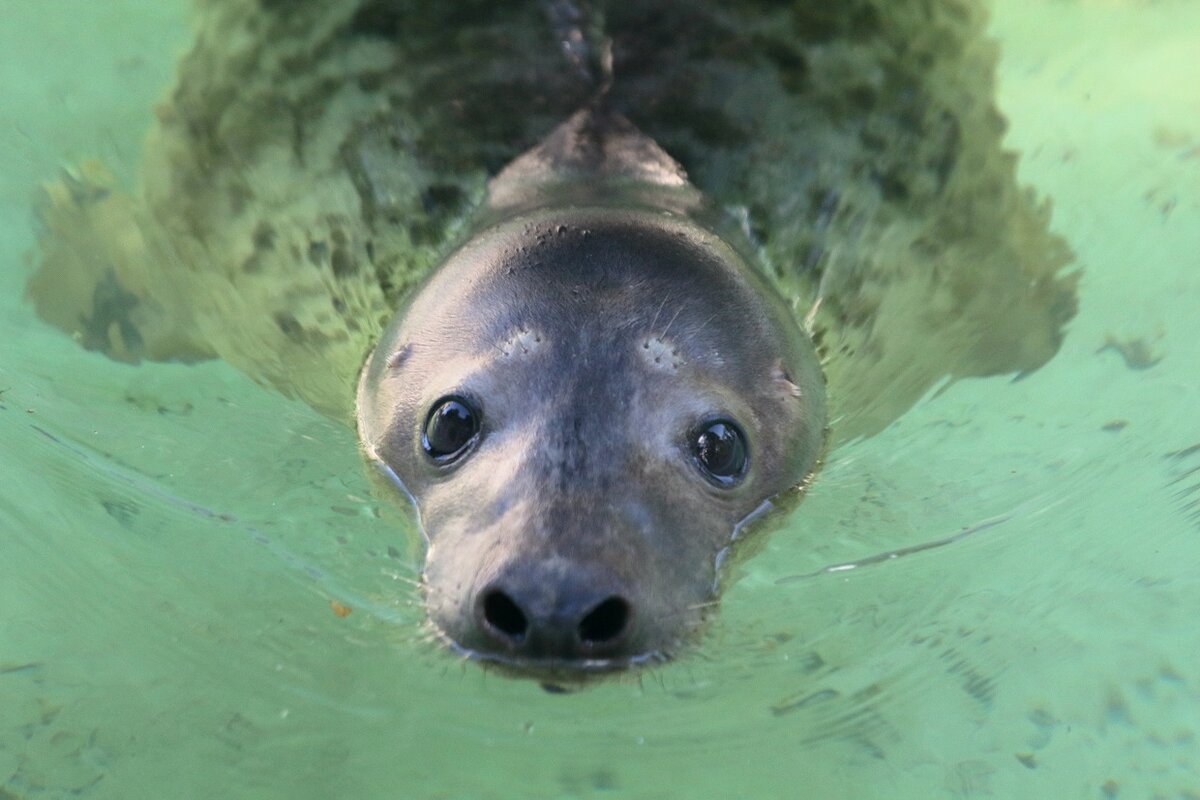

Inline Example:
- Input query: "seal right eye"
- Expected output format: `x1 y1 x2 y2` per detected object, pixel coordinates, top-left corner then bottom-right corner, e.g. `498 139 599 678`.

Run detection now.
422 396 481 463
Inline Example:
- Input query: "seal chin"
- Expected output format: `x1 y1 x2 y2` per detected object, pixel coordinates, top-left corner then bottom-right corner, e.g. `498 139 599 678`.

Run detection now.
434 628 673 682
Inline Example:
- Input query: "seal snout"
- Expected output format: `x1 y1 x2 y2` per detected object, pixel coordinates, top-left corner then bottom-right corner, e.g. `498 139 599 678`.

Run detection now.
471 563 637 664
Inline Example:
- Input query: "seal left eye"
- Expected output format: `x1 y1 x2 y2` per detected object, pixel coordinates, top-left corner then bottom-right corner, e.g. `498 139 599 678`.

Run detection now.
691 419 749 487
422 396 481 463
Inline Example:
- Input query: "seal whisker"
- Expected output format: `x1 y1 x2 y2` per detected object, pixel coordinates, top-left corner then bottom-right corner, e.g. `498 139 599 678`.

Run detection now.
412 631 441 647
388 574 422 588
648 294 669 332
688 311 720 338
658 305 684 338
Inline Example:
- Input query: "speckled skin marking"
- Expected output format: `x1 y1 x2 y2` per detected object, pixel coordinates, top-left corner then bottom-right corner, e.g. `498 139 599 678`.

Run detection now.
640 336 685 371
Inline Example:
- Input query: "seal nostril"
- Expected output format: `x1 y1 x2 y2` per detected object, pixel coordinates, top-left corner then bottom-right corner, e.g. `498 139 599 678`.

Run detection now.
578 596 630 645
482 589 528 642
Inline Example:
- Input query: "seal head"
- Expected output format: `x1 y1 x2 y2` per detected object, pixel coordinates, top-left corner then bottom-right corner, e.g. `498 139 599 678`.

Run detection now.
357 113 826 677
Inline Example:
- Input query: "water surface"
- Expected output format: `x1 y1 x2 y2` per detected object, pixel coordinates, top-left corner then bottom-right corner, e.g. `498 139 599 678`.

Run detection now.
2 1 1198 797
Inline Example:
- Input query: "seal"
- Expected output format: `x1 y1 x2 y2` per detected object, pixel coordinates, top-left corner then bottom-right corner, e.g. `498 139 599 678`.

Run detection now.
27 1 1077 681
357 108 827 672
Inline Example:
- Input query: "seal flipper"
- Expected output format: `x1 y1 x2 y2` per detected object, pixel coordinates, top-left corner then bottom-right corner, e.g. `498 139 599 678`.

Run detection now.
28 163 215 366
27 155 385 421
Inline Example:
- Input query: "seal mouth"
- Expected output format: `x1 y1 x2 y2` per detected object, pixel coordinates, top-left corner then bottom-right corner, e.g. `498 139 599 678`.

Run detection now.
430 624 672 683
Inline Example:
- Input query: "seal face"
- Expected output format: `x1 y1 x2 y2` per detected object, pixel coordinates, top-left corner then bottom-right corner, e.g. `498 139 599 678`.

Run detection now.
357 205 826 677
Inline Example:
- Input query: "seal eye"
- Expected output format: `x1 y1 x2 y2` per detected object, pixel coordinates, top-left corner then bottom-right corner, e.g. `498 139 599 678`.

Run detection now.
422 396 481 463
691 419 748 486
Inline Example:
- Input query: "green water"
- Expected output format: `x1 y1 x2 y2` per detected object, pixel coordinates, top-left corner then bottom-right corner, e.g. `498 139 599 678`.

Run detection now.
2 2 1198 798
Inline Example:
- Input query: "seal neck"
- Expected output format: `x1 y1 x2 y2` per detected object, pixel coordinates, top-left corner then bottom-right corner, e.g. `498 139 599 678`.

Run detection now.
484 107 705 221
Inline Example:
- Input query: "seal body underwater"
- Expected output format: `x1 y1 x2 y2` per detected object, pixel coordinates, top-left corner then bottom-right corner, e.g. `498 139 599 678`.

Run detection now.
27 1 1076 680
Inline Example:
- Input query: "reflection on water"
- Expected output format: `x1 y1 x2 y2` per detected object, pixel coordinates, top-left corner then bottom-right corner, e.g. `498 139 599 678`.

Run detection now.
2 1 1198 798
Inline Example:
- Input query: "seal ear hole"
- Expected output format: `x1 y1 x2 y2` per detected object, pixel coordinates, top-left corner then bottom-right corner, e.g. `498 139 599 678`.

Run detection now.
386 345 411 370
482 589 528 642
771 361 804 400
421 395 481 464
690 418 749 487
